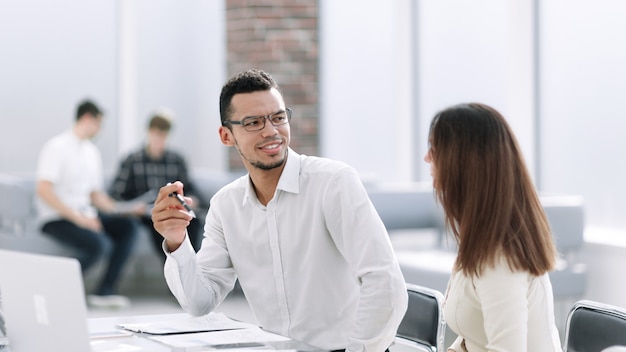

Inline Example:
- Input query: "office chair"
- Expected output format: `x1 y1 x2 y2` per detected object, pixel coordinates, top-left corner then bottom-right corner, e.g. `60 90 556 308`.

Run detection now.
564 299 626 352
395 283 446 352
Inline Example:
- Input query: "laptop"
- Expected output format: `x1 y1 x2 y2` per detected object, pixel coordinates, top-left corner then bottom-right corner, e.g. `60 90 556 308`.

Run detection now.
0 249 91 352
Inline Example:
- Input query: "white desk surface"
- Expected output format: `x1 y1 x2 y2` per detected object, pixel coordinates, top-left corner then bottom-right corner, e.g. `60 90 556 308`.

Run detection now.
88 313 323 351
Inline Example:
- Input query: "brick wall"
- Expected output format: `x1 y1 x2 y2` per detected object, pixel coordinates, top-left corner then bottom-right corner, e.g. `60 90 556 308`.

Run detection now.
226 0 319 170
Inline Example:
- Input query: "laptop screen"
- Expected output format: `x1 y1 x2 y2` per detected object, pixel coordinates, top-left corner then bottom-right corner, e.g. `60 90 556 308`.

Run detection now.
0 249 91 352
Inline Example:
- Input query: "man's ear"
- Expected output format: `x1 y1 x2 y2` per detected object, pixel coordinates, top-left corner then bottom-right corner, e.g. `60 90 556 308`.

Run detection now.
219 126 235 146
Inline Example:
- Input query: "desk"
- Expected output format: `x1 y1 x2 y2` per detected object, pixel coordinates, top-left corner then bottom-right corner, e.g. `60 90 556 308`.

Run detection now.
88 313 323 351
582 227 626 310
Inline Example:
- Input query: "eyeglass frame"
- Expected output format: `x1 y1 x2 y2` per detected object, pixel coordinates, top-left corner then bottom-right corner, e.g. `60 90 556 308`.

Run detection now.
222 107 292 132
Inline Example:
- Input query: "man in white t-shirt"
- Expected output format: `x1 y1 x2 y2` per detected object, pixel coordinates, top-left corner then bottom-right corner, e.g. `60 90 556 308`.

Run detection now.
35 100 143 308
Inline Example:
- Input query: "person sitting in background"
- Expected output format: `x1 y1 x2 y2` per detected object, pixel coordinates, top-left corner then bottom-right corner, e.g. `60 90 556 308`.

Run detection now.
36 99 142 308
423 103 562 351
151 68 408 351
109 110 207 262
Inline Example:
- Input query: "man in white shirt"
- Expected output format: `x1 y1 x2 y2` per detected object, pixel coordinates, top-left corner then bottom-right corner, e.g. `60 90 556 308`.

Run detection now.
151 69 408 351
36 100 143 308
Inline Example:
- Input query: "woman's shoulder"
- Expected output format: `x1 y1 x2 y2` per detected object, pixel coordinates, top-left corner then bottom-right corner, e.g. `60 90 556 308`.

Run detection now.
476 256 532 284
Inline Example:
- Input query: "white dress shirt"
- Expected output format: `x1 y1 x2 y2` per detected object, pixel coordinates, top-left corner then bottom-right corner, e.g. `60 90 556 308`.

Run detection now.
444 257 562 352
164 149 408 351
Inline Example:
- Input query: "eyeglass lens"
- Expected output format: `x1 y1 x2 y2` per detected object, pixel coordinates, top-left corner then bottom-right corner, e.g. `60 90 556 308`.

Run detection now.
241 109 291 131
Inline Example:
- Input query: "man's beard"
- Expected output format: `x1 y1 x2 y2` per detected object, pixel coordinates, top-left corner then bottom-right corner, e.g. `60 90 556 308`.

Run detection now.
235 142 287 171
250 157 286 170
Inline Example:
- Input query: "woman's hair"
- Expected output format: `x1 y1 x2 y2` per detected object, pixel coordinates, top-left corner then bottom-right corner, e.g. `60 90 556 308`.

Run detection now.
428 102 557 277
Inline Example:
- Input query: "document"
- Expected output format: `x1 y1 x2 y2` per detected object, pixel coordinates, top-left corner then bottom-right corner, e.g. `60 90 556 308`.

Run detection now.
118 312 254 335
91 340 142 352
114 190 158 216
147 326 290 349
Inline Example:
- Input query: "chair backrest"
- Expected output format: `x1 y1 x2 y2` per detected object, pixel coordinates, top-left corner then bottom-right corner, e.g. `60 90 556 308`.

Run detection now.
396 283 446 352
564 300 626 352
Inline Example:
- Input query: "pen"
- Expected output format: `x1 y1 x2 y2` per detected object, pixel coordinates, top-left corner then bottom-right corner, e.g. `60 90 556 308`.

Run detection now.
169 192 197 218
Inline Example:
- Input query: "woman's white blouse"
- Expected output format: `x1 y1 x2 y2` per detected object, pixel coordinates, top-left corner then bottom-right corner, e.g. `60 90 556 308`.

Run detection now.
443 258 562 352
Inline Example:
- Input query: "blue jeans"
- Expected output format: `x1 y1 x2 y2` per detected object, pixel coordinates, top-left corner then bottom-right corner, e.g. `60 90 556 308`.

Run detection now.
41 213 139 295
138 214 203 263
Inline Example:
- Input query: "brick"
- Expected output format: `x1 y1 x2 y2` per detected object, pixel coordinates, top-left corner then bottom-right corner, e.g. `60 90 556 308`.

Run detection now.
226 0 320 166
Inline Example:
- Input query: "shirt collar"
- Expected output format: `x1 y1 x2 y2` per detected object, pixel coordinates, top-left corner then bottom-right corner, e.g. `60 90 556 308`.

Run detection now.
67 129 86 146
242 148 301 206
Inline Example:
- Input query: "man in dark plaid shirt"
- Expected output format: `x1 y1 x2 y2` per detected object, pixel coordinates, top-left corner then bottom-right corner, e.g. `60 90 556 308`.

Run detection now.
109 111 207 262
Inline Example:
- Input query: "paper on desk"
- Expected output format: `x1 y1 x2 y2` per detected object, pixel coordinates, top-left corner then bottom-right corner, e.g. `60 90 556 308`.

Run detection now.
147 326 290 348
118 312 254 335
91 340 142 352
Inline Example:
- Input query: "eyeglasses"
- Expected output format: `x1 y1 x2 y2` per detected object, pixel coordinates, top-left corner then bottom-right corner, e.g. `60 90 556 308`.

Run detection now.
223 108 292 132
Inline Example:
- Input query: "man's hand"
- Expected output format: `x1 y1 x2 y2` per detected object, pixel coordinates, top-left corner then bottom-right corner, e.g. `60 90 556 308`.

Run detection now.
118 202 147 216
130 202 147 216
73 214 103 232
151 181 194 252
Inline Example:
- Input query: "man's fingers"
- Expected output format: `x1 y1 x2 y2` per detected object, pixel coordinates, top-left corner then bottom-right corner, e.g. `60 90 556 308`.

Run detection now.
155 182 182 203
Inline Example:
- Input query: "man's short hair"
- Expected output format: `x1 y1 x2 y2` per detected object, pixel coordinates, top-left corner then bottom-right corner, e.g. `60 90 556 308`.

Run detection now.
148 113 172 132
76 100 102 121
219 68 280 124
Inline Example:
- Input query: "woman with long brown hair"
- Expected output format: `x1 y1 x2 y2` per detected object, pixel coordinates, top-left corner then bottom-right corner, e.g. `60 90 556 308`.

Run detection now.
425 103 562 351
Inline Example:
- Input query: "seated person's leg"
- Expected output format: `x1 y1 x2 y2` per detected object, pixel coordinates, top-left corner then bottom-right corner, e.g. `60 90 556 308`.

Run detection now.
41 220 111 272
143 215 202 263
98 214 139 296
187 217 204 252
141 215 167 263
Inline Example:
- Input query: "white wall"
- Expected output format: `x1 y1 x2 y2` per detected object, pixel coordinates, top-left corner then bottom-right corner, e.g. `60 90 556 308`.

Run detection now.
540 0 626 229
0 0 118 175
414 0 536 181
320 0 626 234
132 0 226 171
319 0 415 184
0 0 226 177
2 0 626 235
320 0 536 185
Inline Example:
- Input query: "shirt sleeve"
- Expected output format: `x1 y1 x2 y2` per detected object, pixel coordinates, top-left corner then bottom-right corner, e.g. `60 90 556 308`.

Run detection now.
473 262 529 352
323 167 408 352
163 233 218 316
163 212 237 316
36 139 62 183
